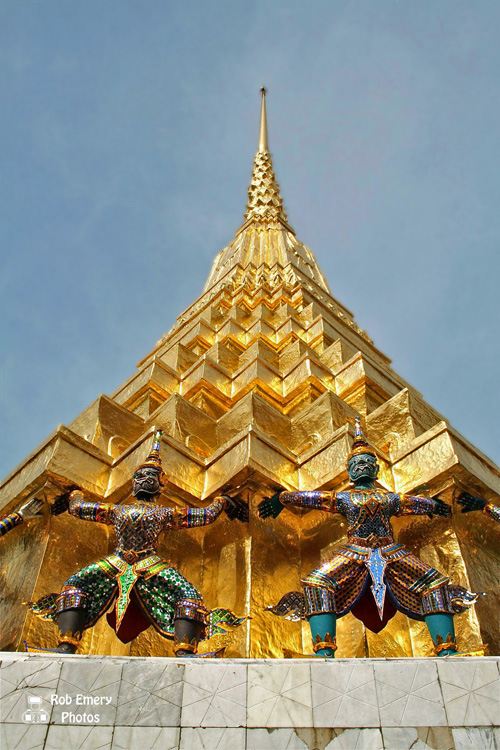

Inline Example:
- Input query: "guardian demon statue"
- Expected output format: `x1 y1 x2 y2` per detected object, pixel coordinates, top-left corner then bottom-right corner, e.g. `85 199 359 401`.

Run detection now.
28 431 246 656
259 419 480 657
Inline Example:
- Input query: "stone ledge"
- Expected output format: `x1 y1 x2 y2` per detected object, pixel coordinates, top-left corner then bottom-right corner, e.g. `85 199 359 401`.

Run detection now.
1 654 499 749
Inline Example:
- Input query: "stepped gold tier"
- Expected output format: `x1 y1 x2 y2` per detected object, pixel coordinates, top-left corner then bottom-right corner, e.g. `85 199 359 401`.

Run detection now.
1 90 499 659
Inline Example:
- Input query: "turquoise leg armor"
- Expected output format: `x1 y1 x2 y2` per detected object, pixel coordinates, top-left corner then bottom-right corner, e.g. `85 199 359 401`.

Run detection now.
308 613 337 657
425 613 458 656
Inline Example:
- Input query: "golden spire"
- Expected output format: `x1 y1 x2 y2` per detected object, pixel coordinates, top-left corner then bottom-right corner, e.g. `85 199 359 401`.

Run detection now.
242 87 290 229
204 87 331 294
258 86 268 151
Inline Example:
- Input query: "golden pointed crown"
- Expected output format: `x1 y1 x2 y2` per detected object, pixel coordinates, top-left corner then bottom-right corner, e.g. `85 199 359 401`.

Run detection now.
135 430 166 481
348 418 376 461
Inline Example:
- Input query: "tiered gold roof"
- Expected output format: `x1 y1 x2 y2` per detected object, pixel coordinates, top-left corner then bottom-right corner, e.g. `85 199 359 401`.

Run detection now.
1 90 499 659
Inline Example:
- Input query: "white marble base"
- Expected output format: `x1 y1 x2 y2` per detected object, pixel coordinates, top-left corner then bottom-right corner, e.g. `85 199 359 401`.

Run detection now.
1 654 499 749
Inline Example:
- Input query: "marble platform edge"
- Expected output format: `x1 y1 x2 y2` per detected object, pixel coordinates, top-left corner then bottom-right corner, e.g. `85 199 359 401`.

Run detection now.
1 652 499 663
1 726 500 750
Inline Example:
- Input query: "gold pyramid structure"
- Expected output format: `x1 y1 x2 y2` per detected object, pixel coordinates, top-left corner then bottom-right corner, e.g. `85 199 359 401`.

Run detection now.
1 90 499 658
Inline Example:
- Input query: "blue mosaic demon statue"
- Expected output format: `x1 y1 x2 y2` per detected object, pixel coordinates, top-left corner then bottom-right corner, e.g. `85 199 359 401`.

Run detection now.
28 431 246 657
258 419 480 658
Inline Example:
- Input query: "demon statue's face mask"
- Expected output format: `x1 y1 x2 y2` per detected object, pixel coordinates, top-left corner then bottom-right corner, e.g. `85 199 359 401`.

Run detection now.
133 466 162 499
347 453 379 485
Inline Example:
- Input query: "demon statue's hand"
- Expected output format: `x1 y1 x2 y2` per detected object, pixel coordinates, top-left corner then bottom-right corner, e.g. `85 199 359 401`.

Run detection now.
51 486 81 516
18 497 44 519
430 495 452 518
258 489 285 519
222 495 249 522
458 492 487 513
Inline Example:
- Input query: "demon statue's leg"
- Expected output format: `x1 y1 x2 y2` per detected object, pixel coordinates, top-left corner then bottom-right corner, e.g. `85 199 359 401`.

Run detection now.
173 599 208 656
302 585 337 657
425 613 458 656
174 618 205 656
56 608 86 653
54 586 88 653
308 613 337 657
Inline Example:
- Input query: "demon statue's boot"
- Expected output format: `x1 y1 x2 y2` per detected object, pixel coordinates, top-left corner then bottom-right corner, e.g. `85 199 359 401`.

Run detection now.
173 616 226 658
308 613 337 657
259 419 482 658
56 630 82 654
425 612 486 657
55 607 86 653
458 492 500 524
283 612 337 659
26 431 247 655
425 613 458 656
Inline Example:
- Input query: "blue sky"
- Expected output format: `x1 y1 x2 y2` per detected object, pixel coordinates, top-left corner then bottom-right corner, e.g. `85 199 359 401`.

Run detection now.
1 1 499 480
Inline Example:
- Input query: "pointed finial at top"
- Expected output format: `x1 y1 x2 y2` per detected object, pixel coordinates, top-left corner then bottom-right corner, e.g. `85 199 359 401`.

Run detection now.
239 86 291 230
258 86 268 152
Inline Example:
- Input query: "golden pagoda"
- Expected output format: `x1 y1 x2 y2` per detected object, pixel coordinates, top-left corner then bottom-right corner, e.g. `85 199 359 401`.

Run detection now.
1 89 499 658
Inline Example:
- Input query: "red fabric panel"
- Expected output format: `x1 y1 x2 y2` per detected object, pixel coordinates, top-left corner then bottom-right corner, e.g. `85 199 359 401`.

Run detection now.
106 591 151 643
351 586 397 633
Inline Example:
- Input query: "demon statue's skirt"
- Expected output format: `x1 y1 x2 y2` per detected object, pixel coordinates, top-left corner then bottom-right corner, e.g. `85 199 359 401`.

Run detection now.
267 542 480 633
28 552 244 644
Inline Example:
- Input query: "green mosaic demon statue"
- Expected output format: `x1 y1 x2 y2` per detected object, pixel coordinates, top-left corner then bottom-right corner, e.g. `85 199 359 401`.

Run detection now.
258 419 481 658
28 431 247 657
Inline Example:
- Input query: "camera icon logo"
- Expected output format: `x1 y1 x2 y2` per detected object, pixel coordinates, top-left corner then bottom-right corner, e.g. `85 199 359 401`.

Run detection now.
22 695 49 724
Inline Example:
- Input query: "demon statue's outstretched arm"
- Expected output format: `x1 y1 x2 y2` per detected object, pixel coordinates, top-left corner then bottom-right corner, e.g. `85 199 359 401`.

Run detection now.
164 494 248 529
483 503 500 524
258 489 338 520
397 494 451 518
0 497 44 537
458 492 500 524
52 488 115 525
0 511 24 536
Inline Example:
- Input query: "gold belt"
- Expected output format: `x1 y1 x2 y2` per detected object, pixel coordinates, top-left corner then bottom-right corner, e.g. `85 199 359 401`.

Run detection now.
348 535 393 549
116 548 156 565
